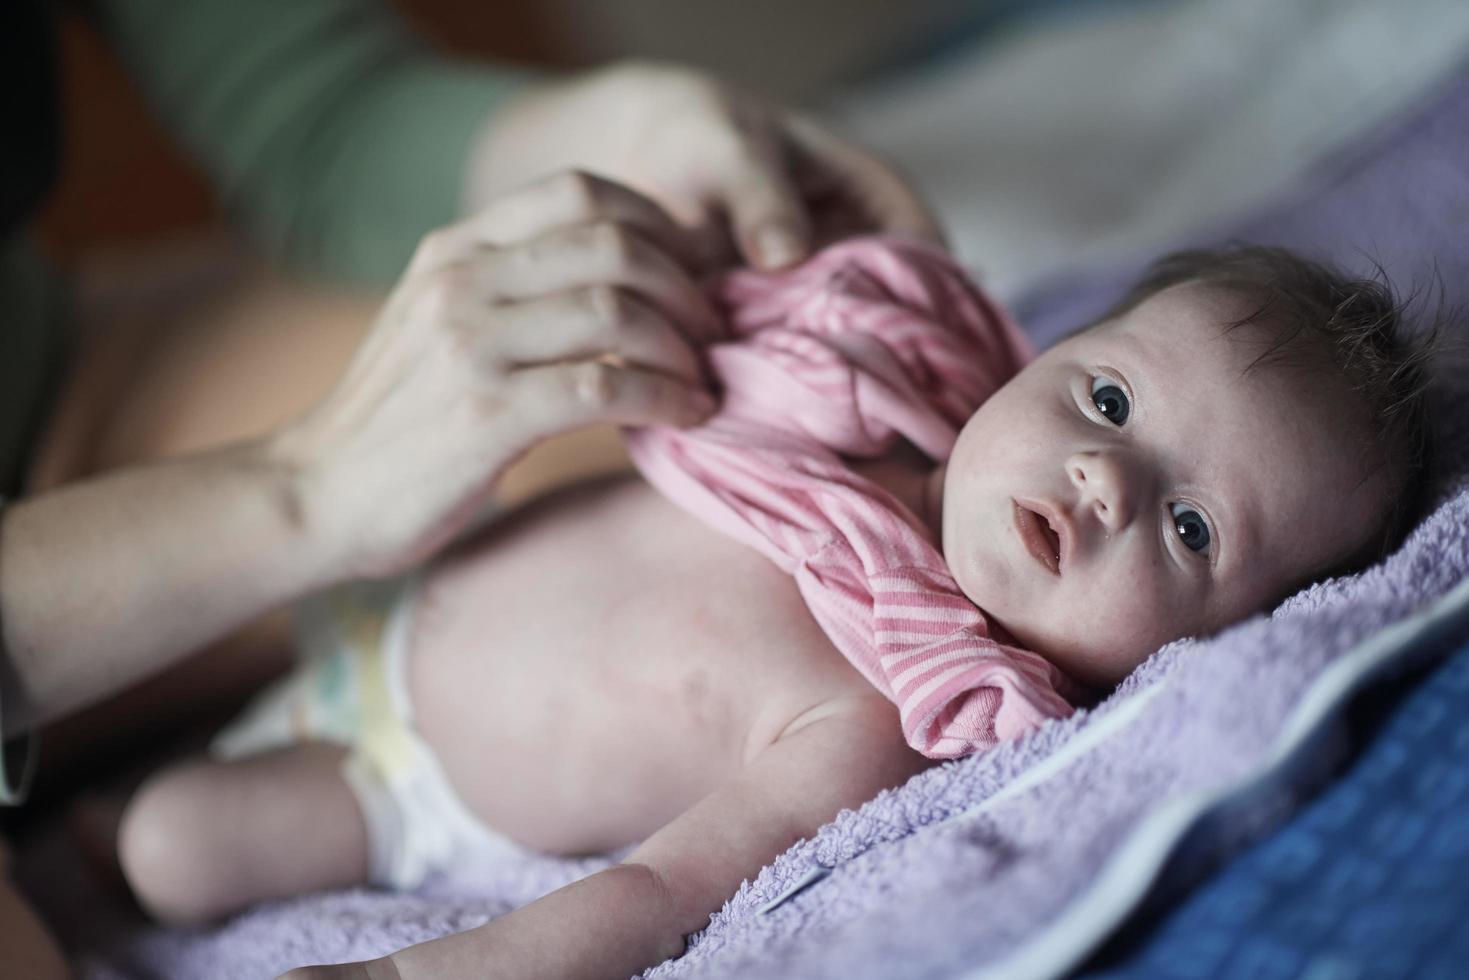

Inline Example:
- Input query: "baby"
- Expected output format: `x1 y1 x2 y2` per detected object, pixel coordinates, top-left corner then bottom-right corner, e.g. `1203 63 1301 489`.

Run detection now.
116 237 1431 980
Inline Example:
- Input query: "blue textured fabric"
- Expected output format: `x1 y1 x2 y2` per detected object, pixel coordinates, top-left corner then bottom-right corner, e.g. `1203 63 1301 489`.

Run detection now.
1083 641 1469 980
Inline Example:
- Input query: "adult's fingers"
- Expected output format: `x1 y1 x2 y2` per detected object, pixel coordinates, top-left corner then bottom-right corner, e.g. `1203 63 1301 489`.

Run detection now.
484 286 704 387
506 359 716 438
708 118 813 271
479 220 720 342
408 171 702 276
784 114 945 245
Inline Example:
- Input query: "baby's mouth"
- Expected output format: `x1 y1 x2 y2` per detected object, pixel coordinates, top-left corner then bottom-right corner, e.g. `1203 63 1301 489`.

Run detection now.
1013 501 1062 575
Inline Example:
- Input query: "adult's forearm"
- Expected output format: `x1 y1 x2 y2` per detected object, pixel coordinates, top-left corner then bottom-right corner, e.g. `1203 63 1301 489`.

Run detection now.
0 439 331 733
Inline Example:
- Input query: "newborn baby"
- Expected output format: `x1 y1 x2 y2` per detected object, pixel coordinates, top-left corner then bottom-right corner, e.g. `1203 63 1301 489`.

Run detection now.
117 237 1431 980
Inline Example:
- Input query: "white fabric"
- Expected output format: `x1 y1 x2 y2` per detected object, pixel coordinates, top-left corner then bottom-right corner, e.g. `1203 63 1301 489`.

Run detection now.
837 0 1469 299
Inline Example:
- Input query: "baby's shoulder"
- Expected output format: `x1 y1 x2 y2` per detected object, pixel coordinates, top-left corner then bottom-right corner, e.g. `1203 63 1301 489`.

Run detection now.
734 693 933 826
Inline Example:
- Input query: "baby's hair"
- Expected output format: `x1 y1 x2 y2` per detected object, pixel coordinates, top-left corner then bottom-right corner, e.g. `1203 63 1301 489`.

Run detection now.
1097 244 1438 566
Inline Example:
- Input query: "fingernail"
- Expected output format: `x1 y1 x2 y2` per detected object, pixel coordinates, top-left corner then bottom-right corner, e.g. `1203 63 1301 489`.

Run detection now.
756 226 803 268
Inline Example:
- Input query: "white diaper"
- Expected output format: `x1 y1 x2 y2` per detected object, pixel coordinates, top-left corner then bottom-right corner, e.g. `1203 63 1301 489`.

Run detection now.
211 575 526 888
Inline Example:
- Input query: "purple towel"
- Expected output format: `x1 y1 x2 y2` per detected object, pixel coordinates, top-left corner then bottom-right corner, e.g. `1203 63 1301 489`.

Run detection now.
53 57 1469 980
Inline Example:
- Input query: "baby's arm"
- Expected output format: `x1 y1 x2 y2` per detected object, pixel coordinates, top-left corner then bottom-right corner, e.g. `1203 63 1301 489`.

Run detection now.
283 697 929 980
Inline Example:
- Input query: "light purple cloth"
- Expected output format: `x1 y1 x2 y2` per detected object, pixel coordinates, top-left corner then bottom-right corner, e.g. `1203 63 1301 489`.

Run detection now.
40 56 1469 980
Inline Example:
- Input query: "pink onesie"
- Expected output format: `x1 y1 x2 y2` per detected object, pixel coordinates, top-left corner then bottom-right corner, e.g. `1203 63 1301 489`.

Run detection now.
626 236 1076 759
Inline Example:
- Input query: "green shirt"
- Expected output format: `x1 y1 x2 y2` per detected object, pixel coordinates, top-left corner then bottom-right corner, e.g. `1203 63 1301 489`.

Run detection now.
94 0 529 283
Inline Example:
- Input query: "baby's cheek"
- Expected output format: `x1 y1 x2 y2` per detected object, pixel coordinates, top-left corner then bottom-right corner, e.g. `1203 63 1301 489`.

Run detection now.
1074 576 1191 676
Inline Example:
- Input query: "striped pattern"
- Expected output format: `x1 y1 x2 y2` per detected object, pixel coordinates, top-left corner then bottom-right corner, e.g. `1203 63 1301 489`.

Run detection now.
626 237 1076 758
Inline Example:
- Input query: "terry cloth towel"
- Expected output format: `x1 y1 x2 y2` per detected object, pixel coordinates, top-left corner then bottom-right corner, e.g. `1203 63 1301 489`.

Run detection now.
626 236 1076 758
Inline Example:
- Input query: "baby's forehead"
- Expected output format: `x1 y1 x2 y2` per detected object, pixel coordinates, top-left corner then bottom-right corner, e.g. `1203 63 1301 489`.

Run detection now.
1093 281 1272 351
1085 284 1347 402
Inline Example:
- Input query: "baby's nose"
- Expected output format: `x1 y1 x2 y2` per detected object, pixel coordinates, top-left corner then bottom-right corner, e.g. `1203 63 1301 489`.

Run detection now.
1066 450 1140 531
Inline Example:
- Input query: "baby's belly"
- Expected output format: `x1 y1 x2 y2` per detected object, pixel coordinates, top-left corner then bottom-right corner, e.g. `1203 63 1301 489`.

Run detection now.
407 477 876 855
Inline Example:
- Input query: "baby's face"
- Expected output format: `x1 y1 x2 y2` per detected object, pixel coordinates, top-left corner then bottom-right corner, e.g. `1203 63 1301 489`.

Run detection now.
934 283 1385 688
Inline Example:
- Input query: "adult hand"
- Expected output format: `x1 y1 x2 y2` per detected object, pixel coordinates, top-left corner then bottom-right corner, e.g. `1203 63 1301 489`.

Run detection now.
270 171 717 578
465 61 942 272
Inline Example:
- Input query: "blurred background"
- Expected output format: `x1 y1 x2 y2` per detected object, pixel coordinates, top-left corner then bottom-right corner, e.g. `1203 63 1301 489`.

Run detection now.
38 0 975 258
40 0 1469 299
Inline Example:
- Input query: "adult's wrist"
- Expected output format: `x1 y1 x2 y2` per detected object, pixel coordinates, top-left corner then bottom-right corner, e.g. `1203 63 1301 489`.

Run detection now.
256 421 363 587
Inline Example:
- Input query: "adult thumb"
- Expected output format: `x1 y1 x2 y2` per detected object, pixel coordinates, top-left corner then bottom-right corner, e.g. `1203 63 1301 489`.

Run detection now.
717 133 813 270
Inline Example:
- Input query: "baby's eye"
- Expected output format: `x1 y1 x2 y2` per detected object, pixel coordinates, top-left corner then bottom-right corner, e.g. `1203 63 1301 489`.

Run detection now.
1090 376 1130 426
1170 503 1212 554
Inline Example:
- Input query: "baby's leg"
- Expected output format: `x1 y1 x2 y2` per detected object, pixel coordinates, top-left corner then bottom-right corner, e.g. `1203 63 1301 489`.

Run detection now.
118 742 368 926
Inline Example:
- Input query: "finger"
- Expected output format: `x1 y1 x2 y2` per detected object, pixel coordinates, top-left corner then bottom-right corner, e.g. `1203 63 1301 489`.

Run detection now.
663 204 741 275
711 124 813 270
487 286 703 387
508 360 717 437
784 114 945 245
410 171 701 275
483 221 720 342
